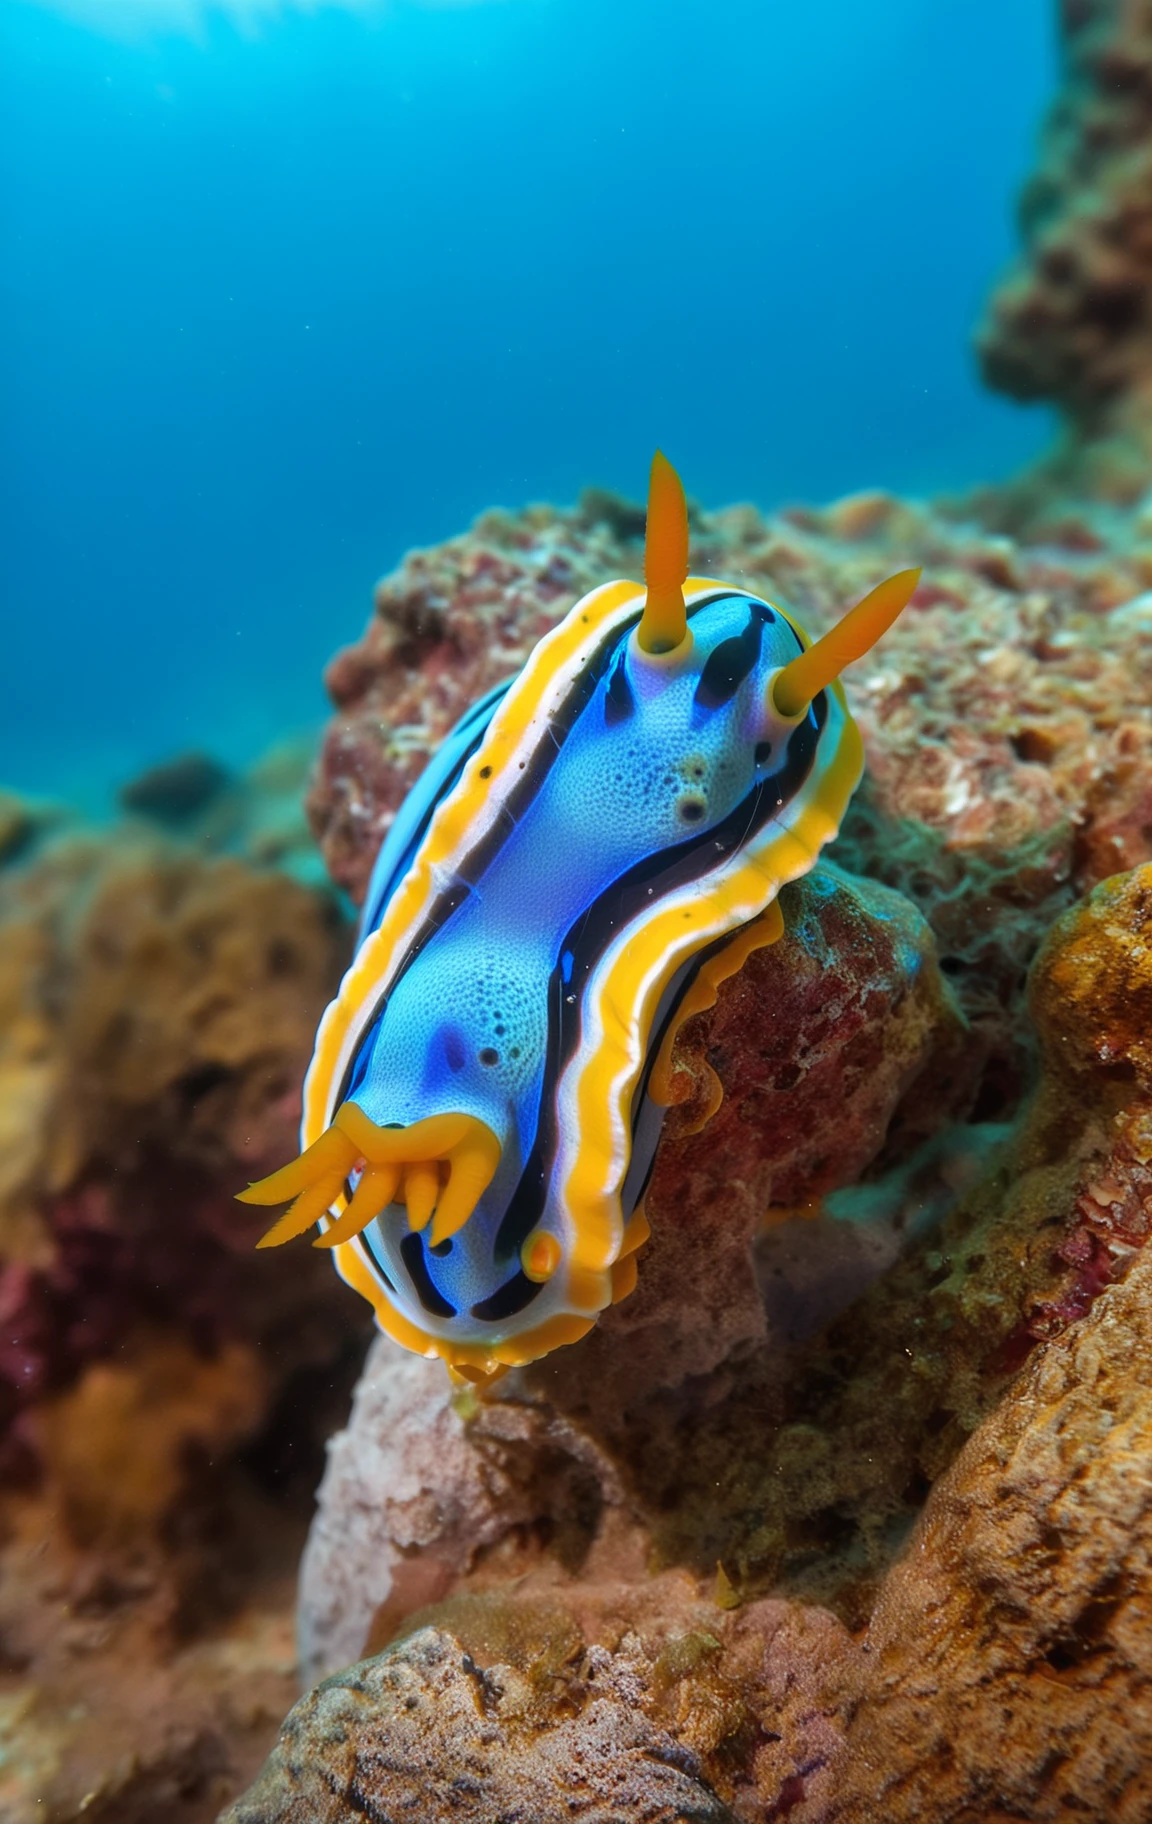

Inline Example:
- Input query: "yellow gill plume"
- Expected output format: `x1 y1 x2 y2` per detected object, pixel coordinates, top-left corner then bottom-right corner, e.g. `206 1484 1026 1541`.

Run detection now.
237 1103 501 1252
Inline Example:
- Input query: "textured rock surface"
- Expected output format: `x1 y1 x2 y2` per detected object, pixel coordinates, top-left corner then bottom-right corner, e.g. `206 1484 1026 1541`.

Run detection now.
296 1346 582 1685
222 1626 740 1824
0 799 370 1824
0 1488 303 1824
242 1171 1152 1824
977 0 1152 509
1031 856 1152 1087
828 1241 1152 1824
236 1209 1152 1822
4 599 1149 1820
0 834 357 1453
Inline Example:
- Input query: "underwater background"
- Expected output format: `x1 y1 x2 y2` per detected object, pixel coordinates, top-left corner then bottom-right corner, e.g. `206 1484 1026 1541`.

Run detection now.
8 2 1152 1819
1 0 1053 809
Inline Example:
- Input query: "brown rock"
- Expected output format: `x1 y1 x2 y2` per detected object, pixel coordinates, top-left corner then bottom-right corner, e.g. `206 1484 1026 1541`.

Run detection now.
828 1238 1152 1824
57 850 346 1178
287 857 1152 1824
36 1340 269 1550
243 1180 1152 1824
0 836 361 1476
0 1482 303 1824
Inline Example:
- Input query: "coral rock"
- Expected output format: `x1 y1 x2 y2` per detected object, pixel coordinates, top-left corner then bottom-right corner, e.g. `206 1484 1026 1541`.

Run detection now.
119 751 233 825
0 836 359 1468
297 1346 565 1685
976 0 1152 512
283 844 1152 1822
37 1340 269 1549
59 852 345 1176
828 1239 1152 1824
250 1196 1152 1824
221 1625 738 1824
1030 859 1152 1089
0 813 368 1822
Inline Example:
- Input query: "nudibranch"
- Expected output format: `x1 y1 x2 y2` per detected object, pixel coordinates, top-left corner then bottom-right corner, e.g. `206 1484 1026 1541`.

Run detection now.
239 456 919 1385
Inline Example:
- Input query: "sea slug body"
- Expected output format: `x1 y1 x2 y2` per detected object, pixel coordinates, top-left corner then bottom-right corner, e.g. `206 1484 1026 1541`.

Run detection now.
240 455 918 1384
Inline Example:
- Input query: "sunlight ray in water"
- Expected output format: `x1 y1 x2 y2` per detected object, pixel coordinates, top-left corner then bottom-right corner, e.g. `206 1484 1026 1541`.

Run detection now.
21 0 500 44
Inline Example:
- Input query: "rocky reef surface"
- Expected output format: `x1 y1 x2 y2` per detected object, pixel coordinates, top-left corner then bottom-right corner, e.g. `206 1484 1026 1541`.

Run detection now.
215 472 1152 1822
0 748 374 1822
6 510 1152 1824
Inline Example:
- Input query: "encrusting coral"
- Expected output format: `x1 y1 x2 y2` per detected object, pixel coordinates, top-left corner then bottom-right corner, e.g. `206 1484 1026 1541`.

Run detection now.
221 1624 742 1824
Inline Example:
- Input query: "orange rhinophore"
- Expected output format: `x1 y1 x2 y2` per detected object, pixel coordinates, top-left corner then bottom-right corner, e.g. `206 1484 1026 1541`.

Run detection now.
637 449 690 653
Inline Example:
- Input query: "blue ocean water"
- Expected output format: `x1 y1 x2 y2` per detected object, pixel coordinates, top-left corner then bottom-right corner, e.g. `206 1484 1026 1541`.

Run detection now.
1 0 1054 812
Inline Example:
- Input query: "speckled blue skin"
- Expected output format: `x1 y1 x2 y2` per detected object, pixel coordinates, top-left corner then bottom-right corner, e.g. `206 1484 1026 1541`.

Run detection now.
340 591 815 1329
